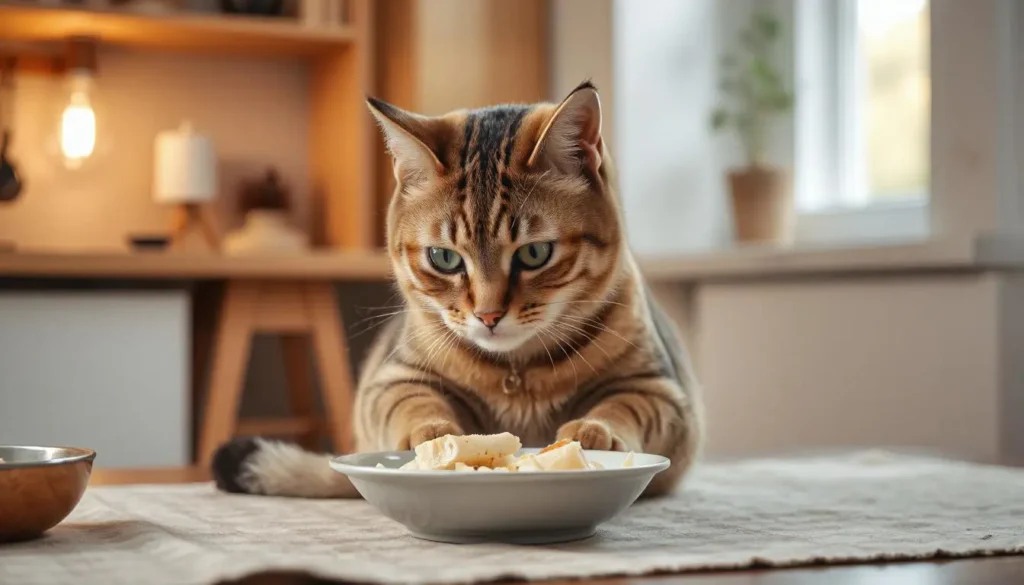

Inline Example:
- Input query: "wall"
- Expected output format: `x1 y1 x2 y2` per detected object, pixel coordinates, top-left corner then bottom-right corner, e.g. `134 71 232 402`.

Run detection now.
687 273 1004 463
414 0 548 115
612 0 732 255
0 47 311 250
549 0 616 153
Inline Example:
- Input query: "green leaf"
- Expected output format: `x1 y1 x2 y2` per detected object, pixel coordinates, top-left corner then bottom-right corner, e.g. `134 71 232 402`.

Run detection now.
771 91 794 112
752 11 779 41
715 7 793 134
750 57 779 85
710 108 730 131
739 29 762 52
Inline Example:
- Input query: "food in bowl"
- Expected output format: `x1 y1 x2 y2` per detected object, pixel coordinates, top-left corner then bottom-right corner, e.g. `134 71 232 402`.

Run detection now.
329 436 668 544
383 432 637 472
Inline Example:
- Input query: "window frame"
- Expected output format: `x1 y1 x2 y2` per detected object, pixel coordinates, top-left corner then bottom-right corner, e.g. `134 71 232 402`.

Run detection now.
792 0 930 244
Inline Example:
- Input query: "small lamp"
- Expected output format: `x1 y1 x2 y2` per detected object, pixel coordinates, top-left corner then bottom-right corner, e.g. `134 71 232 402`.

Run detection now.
153 120 219 249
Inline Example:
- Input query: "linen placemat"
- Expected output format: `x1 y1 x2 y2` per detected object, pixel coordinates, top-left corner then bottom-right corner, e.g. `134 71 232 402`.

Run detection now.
2 451 1022 585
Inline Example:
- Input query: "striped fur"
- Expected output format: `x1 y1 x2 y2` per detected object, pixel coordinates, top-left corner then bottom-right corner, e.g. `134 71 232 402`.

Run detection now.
212 82 704 498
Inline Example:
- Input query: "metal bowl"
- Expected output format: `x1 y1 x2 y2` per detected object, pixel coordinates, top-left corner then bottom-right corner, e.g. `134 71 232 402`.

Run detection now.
0 446 95 543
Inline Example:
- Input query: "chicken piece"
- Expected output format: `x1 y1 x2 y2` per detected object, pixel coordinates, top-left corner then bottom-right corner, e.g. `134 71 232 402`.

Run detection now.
532 440 590 471
413 432 522 470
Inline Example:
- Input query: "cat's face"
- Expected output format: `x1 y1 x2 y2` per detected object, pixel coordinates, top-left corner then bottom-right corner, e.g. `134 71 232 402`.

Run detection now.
371 83 622 356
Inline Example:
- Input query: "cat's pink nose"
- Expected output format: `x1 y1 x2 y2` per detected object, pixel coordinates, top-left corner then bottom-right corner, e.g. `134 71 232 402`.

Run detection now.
474 310 505 329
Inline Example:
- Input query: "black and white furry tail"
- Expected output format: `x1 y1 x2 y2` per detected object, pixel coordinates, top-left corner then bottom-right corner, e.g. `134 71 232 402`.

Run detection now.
211 438 360 498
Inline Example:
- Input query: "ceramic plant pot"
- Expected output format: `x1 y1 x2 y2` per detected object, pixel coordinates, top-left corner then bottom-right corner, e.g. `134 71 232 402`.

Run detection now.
728 165 793 243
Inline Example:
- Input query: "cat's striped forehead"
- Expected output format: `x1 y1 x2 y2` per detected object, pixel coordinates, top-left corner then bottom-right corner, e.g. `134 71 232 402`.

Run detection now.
452 105 539 248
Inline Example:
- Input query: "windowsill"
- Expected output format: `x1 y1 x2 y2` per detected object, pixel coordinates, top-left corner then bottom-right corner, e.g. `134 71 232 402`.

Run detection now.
793 200 929 245
638 233 1024 283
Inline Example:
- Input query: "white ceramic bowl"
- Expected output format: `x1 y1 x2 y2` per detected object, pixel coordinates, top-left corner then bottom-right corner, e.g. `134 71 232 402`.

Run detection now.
329 448 669 544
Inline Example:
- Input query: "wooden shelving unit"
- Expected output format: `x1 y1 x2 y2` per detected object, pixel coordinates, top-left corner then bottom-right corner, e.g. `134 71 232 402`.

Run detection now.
0 1 354 57
0 0 379 251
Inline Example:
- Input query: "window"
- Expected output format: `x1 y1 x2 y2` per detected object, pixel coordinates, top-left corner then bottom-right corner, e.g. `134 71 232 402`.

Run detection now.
859 0 930 203
794 0 930 242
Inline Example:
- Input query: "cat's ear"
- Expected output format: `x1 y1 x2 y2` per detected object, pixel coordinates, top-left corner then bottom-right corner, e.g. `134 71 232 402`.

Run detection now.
367 97 447 185
527 80 603 176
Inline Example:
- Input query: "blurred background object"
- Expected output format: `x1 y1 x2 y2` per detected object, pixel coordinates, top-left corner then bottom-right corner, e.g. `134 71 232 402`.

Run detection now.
0 0 1021 477
153 119 219 249
222 167 309 254
710 9 795 243
0 57 22 208
53 36 101 170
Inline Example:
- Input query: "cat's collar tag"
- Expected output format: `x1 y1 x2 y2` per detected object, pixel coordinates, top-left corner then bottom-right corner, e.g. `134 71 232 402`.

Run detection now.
502 371 523 395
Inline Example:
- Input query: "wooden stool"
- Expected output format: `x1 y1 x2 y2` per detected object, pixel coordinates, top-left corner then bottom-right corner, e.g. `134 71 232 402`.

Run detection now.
196 280 355 466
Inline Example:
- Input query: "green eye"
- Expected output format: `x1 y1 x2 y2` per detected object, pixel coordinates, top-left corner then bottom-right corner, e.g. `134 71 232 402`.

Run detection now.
515 242 553 269
427 247 464 273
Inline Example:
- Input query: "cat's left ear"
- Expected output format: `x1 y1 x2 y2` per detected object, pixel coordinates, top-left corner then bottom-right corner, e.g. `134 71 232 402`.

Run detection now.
527 80 603 176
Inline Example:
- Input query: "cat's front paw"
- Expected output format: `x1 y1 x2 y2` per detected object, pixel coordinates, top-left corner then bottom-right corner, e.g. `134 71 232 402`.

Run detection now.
406 419 464 449
556 419 625 451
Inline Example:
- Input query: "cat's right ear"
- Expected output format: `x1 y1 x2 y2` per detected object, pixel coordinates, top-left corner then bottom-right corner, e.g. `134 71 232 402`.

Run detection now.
366 97 446 185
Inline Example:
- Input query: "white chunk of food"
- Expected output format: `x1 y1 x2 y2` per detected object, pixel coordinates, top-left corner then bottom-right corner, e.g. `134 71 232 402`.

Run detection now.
532 440 590 471
622 452 635 468
413 432 522 470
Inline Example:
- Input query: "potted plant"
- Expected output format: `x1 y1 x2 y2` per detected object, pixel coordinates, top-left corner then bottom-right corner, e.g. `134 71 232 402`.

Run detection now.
710 9 795 244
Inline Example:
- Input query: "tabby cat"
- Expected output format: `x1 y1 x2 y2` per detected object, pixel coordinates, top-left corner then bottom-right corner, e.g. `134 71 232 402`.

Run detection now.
212 81 704 498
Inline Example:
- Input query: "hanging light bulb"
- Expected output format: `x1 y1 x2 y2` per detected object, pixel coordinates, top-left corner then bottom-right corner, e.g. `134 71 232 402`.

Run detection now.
60 70 96 167
57 37 100 170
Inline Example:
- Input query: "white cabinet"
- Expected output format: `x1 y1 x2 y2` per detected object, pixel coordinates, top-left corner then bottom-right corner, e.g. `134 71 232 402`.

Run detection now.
0 290 190 468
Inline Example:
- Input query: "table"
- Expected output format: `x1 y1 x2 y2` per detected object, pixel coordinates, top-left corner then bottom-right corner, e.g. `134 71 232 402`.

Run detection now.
89 468 1023 585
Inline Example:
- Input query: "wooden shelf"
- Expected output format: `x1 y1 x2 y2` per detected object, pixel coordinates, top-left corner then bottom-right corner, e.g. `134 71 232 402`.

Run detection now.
0 0 380 251
0 250 392 281
0 1 354 58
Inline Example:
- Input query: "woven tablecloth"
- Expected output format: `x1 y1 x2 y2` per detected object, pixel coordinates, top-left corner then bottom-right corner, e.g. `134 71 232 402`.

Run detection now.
2 451 1023 584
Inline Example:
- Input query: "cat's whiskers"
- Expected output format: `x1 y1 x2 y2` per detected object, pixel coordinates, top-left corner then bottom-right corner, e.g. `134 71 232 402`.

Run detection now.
418 326 457 380
545 323 599 375
559 313 642 351
349 308 415 338
539 299 630 309
538 327 577 388
419 330 458 386
403 327 453 387
438 328 463 378
534 327 557 376
429 328 460 372
552 318 612 360
541 324 590 384
379 319 448 366
355 301 408 312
